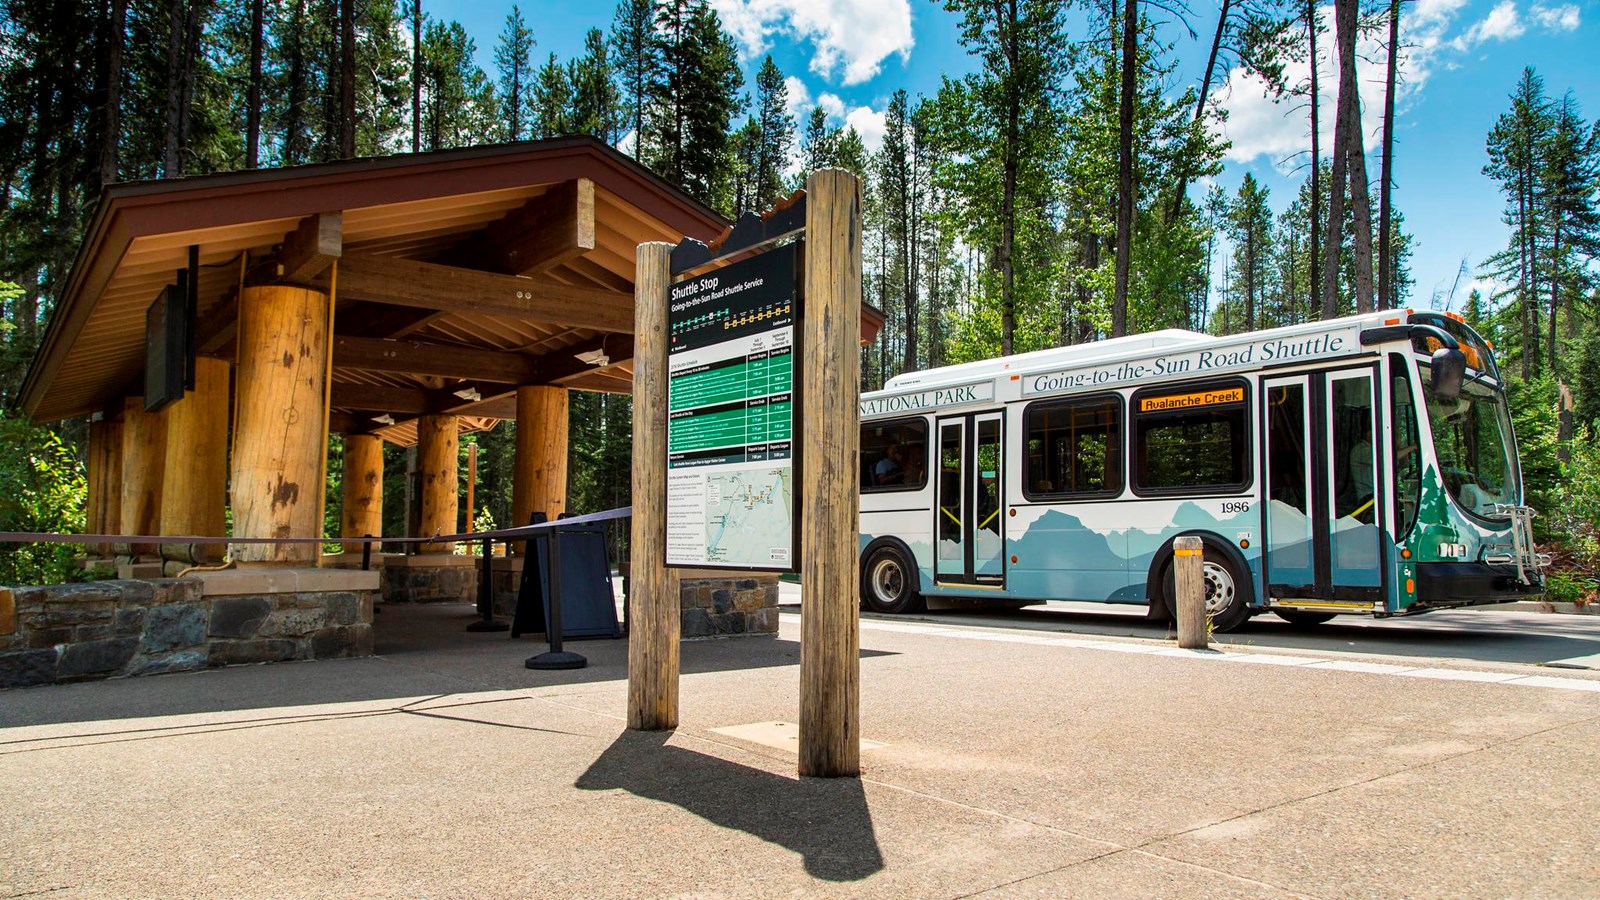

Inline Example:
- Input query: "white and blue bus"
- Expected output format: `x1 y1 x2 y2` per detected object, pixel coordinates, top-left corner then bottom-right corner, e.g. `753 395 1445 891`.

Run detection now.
857 310 1546 631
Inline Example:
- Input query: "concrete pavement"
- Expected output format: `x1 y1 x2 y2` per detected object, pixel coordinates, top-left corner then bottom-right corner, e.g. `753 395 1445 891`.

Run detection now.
3 602 1599 898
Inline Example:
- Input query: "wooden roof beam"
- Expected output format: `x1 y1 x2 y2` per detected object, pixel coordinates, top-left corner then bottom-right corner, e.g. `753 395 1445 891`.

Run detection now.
327 253 633 333
332 335 544 383
468 178 596 276
278 212 343 282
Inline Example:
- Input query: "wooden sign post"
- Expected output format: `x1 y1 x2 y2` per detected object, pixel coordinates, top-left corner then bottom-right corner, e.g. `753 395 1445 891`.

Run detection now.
625 169 862 778
798 169 863 777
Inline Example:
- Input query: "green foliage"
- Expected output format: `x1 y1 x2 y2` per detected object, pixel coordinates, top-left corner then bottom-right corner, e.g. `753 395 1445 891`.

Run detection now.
0 413 87 586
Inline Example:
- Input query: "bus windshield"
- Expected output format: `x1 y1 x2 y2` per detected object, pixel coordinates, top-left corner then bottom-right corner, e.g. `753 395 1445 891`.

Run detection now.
1421 369 1519 519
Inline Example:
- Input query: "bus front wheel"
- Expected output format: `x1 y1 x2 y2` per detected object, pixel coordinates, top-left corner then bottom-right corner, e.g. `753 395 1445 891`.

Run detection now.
861 545 925 614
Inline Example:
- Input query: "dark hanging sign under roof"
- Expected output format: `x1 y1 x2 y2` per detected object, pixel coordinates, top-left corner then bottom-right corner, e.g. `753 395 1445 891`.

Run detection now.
143 261 196 413
664 238 804 572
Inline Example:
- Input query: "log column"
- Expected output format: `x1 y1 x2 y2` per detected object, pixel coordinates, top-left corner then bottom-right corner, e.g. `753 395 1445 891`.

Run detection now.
230 284 330 566
799 168 864 778
416 414 458 550
119 396 167 557
627 242 679 731
513 384 569 532
160 355 231 543
340 433 384 550
86 418 123 554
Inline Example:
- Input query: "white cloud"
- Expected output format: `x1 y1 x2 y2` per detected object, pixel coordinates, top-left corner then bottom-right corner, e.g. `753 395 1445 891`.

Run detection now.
1531 3 1580 30
816 92 846 120
845 105 888 153
1452 0 1525 49
783 76 810 121
710 0 914 85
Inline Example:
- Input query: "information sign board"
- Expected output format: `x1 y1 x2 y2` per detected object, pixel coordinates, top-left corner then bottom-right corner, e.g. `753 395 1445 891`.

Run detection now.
664 241 802 571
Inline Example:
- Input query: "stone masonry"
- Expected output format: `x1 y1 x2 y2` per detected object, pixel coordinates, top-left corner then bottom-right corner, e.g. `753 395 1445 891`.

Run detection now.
679 576 779 638
379 555 478 604
0 577 375 689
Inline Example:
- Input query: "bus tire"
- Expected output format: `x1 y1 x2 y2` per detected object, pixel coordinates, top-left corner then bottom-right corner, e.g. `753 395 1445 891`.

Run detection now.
1158 541 1252 633
861 543 924 614
1274 610 1337 627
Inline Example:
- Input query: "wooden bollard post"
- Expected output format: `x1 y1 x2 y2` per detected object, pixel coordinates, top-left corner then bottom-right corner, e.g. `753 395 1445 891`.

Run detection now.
1174 536 1208 649
626 242 680 731
799 168 863 778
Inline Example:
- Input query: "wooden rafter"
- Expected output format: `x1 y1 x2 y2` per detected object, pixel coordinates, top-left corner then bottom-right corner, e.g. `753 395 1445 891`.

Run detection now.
461 178 596 276
326 253 633 333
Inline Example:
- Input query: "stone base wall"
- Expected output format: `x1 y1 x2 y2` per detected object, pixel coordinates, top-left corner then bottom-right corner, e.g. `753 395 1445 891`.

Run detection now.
0 577 375 689
679 576 779 638
380 556 478 604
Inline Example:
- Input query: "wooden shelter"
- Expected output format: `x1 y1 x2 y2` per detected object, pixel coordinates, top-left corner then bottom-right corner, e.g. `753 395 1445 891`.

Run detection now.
21 138 731 561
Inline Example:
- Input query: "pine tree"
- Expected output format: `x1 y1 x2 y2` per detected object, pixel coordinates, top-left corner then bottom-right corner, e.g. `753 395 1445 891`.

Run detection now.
1540 92 1600 374
420 19 494 151
530 52 571 138
609 0 658 157
1483 68 1555 380
730 116 761 213
752 55 793 210
493 5 535 142
569 28 622 143
1225 173 1273 333
930 0 1070 355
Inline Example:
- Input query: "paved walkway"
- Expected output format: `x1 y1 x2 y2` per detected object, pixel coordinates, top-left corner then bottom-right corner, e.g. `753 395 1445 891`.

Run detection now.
4 603 1599 898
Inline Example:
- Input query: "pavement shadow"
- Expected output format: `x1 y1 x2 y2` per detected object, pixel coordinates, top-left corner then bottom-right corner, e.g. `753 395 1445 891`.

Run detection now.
575 729 886 882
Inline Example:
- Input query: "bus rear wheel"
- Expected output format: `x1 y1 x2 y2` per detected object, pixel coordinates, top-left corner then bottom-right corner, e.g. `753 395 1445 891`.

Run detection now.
861 545 925 614
1163 547 1250 633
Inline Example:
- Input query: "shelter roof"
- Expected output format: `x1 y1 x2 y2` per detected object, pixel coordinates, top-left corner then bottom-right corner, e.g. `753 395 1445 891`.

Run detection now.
21 137 728 443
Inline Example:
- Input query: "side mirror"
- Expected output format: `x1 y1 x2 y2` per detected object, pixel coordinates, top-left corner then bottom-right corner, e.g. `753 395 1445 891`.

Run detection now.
1430 347 1467 401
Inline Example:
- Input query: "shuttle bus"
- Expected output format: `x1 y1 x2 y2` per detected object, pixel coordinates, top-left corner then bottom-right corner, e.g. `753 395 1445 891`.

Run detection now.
857 310 1546 631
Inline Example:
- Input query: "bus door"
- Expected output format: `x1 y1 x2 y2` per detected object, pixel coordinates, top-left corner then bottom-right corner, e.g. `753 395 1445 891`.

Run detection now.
934 412 1006 585
1262 369 1384 603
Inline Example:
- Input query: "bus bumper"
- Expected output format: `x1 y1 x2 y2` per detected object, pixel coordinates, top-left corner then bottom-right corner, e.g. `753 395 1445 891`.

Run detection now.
1411 562 1544 609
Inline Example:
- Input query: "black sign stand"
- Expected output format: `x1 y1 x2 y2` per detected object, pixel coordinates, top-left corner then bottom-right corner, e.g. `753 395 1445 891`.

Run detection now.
466 534 509 632
526 523 587 670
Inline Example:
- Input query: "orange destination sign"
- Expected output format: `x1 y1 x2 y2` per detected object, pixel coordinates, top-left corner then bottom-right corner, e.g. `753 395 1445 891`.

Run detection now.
1140 387 1244 412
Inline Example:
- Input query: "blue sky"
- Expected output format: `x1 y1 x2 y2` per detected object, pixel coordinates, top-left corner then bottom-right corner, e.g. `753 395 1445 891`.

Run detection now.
433 0 1594 312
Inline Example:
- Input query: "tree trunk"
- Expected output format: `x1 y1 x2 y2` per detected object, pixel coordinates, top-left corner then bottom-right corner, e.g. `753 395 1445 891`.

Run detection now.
1113 0 1137 337
904 145 919 372
247 0 262 168
286 0 307 163
1376 0 1400 309
162 0 185 176
340 0 355 157
1549 224 1560 374
101 0 126 188
1168 0 1231 225
1346 88 1376 314
1307 0 1321 317
1320 0 1357 319
1245 224 1255 331
412 0 422 153
176 0 200 165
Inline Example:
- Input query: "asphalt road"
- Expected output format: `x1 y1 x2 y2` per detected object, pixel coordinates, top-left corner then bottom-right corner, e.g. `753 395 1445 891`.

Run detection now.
776 583 1600 669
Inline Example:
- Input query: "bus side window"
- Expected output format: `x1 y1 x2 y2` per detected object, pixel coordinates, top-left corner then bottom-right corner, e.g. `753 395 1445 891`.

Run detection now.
1131 383 1250 494
861 417 929 493
1022 395 1123 499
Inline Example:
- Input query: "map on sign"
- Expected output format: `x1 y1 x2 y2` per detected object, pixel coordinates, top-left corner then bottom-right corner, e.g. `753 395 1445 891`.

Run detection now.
704 468 793 565
664 241 801 571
